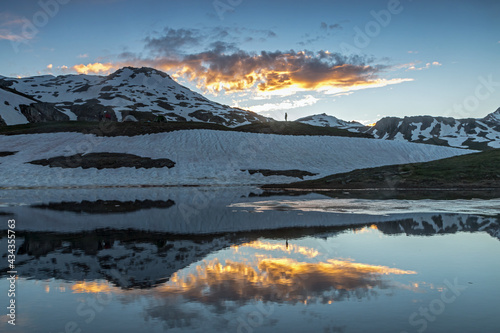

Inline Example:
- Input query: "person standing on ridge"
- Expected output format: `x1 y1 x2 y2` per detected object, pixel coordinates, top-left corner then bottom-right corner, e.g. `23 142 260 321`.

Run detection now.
285 112 288 122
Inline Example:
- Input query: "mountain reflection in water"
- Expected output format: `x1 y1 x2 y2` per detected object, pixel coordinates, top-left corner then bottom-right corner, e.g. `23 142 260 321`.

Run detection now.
1 187 499 333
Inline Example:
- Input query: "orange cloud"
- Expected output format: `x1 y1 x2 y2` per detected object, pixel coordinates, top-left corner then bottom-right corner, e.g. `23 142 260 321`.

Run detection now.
233 240 320 258
71 281 112 294
118 45 412 95
154 257 417 305
153 56 380 95
68 49 411 97
72 62 117 75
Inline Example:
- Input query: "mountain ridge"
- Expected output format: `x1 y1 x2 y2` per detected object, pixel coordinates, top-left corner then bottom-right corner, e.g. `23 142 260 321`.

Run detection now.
1 66 499 150
0 66 271 127
366 114 500 149
296 111 500 150
483 107 500 124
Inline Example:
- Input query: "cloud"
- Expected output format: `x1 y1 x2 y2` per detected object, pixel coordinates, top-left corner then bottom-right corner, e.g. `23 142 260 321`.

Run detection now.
144 26 277 57
320 22 342 31
0 13 34 41
299 22 343 46
0 32 24 41
120 42 405 96
77 53 89 58
405 61 442 71
151 257 416 307
145 27 204 56
46 64 53 69
246 95 319 113
319 78 414 95
72 62 117 74
0 13 27 27
67 27 410 99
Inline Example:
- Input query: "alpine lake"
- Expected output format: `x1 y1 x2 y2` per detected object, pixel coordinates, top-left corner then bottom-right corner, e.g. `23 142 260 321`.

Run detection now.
1 186 499 333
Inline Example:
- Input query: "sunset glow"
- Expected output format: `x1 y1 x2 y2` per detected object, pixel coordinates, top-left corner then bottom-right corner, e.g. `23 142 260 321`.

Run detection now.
2 0 496 122
152 257 417 304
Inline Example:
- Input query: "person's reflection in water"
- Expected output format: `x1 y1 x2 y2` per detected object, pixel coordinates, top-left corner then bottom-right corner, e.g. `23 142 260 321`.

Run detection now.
286 239 289 249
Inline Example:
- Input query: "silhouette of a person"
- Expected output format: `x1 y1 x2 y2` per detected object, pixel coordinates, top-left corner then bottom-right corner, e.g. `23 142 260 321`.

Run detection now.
285 113 288 122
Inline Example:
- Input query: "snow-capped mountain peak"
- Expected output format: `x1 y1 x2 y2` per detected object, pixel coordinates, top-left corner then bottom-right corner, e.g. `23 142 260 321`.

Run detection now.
0 67 270 126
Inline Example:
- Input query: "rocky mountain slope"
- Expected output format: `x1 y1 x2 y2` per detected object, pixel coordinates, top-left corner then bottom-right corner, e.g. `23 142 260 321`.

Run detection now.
296 110 500 150
0 85 68 125
0 67 270 127
366 113 500 149
482 107 500 124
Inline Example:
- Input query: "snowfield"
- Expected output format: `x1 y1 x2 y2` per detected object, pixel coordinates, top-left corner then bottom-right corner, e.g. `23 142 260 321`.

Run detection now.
0 129 474 188
0 88 31 125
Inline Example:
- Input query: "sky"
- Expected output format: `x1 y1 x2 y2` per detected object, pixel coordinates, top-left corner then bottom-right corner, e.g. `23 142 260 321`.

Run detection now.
0 0 499 123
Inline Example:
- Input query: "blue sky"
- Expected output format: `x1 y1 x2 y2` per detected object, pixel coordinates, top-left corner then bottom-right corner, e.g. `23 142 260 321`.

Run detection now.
1 0 499 123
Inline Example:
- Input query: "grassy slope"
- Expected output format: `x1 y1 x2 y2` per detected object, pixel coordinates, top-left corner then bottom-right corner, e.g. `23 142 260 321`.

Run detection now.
236 121 372 138
0 120 373 138
0 121 229 136
265 149 500 190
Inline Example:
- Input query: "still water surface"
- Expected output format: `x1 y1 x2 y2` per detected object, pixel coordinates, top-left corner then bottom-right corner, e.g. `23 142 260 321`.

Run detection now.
1 187 499 333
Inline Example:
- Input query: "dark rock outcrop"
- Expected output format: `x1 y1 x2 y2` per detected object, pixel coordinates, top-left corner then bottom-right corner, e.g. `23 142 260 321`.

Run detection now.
29 152 176 169
66 99 116 121
19 102 69 122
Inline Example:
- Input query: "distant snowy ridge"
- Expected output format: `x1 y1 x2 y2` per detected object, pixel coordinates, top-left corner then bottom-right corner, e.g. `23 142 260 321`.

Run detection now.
0 67 270 127
367 115 500 149
295 113 366 132
483 107 500 124
0 129 472 187
296 112 500 150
